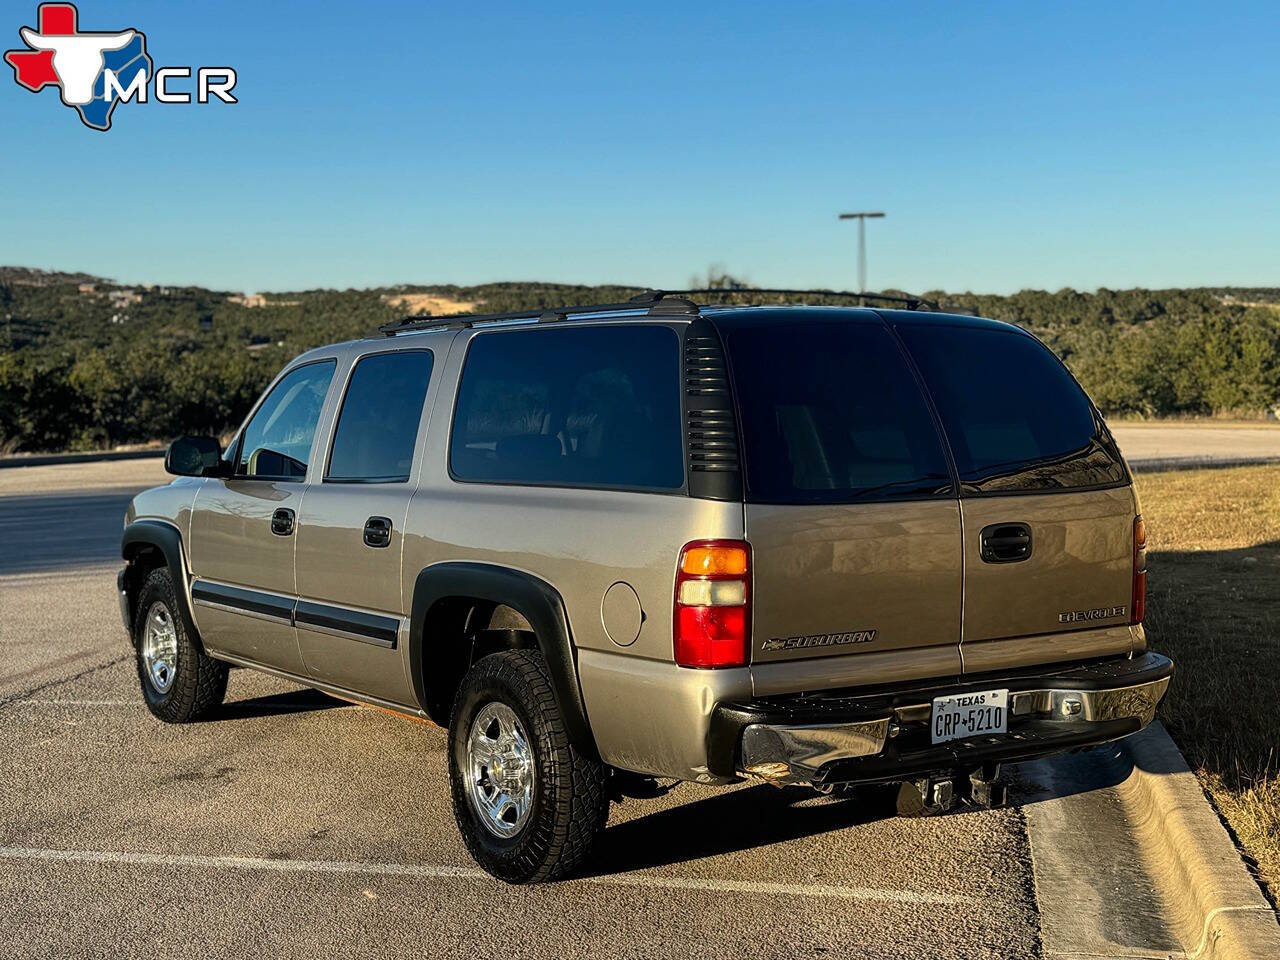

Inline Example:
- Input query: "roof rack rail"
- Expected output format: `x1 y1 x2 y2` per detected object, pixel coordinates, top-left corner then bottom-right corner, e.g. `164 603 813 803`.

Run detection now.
672 288 938 310
377 291 668 336
377 287 935 336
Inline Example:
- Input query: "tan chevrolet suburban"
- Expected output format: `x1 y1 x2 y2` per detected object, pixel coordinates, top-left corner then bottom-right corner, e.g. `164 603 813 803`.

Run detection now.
119 290 1172 883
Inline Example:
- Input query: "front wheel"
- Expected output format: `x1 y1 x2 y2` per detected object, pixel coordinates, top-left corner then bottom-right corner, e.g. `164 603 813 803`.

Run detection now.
448 649 607 883
133 568 228 723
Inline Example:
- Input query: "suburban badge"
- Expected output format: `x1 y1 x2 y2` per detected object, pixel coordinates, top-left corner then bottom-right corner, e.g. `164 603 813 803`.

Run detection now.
762 630 877 651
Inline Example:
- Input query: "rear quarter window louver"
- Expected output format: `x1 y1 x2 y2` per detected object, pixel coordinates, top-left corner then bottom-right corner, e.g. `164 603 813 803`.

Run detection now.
683 319 743 501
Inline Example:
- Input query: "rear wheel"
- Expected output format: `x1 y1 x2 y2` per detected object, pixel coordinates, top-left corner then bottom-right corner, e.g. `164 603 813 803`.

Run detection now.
448 649 607 883
134 568 228 723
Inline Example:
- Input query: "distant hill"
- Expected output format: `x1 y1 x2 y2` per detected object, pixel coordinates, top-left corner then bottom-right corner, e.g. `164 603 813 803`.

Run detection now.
0 266 105 287
0 270 1277 452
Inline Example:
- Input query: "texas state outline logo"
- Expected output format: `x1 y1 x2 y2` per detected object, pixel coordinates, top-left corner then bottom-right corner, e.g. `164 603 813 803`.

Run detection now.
5 3 237 132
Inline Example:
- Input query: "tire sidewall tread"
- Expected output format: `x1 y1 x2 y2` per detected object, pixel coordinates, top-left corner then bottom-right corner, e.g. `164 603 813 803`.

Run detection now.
134 568 228 723
448 648 606 883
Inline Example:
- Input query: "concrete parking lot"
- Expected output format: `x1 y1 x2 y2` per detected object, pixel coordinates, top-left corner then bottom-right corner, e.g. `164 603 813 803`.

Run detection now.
0 456 1229 959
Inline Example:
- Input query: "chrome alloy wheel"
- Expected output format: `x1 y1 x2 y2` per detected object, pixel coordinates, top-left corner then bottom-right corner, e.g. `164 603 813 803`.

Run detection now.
142 601 179 694
466 702 536 839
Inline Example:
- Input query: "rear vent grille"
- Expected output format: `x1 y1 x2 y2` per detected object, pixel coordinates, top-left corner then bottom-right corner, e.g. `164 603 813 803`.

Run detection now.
685 335 738 472
686 409 738 471
685 338 730 397
683 324 742 500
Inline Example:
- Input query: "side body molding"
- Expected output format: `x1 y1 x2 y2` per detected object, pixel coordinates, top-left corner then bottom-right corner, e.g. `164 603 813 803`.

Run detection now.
121 519 199 644
408 562 598 758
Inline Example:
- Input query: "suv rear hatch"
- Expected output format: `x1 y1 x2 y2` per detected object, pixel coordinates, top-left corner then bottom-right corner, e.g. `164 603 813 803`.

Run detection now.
717 310 1136 681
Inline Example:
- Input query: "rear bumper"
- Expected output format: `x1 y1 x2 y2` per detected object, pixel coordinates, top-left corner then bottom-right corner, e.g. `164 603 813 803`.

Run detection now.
709 651 1173 785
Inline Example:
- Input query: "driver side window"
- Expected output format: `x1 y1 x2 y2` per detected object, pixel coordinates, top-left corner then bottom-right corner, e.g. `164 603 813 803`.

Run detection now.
236 360 336 480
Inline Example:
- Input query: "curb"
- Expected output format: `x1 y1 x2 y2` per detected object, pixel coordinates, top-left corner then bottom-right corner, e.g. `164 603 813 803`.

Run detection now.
1115 724 1280 959
0 450 164 470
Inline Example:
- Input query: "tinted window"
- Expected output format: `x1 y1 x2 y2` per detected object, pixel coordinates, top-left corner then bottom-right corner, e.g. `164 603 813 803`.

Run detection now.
897 324 1126 493
236 361 335 479
724 321 953 503
327 351 435 482
450 326 683 490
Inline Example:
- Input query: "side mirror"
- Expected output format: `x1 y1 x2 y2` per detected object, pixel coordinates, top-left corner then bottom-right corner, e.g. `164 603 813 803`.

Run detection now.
165 436 226 477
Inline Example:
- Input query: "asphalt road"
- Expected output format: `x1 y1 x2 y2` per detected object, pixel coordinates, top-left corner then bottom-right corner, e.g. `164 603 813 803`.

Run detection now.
0 490 141 575
1110 422 1280 469
0 477 1190 959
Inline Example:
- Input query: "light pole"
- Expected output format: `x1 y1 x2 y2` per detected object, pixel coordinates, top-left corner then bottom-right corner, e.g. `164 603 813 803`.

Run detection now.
838 211 885 292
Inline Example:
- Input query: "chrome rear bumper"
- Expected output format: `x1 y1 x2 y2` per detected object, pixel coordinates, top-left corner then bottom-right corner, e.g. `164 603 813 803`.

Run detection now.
741 719 892 784
723 653 1173 786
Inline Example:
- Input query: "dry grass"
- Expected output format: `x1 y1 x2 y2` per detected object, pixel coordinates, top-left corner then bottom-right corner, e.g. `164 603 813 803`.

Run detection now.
1137 463 1280 901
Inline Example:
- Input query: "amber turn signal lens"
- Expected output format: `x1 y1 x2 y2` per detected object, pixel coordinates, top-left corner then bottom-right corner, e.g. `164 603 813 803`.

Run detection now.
680 544 749 576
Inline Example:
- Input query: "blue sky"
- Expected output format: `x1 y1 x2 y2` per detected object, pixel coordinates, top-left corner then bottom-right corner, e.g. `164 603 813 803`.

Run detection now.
0 0 1277 294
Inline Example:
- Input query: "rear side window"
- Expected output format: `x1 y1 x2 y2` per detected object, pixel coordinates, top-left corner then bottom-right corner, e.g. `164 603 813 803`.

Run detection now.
327 350 435 483
450 326 684 490
897 324 1126 493
724 321 954 504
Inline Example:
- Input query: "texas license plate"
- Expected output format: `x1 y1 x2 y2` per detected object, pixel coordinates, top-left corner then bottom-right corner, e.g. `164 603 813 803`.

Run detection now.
931 688 1009 744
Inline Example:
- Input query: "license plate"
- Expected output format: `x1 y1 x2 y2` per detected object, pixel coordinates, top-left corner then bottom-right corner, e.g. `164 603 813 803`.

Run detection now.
931 688 1009 744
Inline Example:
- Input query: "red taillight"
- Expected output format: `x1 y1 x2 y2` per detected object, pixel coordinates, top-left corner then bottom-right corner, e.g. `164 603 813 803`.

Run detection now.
674 539 750 668
1131 515 1146 625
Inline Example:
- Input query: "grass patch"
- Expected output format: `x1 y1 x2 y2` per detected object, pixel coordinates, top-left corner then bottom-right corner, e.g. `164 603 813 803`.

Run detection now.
1136 463 1280 902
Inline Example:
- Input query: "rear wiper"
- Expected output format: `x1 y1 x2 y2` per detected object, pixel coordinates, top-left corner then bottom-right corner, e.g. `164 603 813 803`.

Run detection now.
842 473 954 501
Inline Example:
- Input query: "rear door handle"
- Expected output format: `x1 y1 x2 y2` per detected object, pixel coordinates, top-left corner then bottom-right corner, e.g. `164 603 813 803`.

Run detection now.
363 516 392 548
980 522 1032 563
271 507 295 537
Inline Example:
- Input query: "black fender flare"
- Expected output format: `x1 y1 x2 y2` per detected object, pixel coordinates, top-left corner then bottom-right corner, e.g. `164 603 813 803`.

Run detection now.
408 562 598 758
121 519 199 645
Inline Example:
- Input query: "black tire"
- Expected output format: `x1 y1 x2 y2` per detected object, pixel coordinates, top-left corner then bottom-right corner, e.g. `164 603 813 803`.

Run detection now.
448 649 607 883
133 568 228 723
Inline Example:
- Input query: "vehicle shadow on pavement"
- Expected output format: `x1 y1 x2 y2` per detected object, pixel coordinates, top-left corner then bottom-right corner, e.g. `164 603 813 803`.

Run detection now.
589 745 1189 876
201 688 349 722
1009 745 1147 806
588 783 900 874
